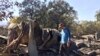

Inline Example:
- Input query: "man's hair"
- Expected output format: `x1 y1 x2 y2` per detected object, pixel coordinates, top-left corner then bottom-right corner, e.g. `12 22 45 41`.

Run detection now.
59 22 65 27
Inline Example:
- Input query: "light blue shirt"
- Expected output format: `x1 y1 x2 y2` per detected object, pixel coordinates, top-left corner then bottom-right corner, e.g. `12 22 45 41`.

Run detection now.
60 27 71 44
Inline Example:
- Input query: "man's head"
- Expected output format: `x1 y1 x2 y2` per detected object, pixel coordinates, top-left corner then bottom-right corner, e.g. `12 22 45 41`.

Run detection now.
58 22 65 29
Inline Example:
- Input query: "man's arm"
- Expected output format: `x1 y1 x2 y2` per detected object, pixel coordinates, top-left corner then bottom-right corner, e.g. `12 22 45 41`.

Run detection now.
68 28 71 41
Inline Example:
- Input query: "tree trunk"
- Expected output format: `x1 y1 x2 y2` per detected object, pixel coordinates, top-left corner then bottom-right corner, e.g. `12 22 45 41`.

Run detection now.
28 21 38 56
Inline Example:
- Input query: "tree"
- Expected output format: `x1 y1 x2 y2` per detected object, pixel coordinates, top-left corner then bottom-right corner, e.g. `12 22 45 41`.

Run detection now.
95 10 100 31
16 0 77 28
95 10 100 21
95 21 100 31
0 0 13 20
47 0 77 28
79 21 96 34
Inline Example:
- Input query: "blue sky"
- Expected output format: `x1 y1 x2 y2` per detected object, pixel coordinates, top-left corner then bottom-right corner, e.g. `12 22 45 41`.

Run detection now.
0 0 100 26
67 0 100 21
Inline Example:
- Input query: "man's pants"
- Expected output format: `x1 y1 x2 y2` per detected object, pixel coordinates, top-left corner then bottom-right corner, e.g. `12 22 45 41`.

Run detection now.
59 43 70 56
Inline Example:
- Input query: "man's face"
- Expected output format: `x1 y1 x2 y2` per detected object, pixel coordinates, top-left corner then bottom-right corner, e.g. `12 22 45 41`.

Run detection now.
58 24 63 29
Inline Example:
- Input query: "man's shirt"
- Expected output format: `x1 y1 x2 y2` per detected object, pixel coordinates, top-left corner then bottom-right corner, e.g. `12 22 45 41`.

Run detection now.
60 27 71 44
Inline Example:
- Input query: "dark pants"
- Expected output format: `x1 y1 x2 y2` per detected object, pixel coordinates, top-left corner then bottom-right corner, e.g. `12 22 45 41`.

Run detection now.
59 43 70 56
59 42 78 56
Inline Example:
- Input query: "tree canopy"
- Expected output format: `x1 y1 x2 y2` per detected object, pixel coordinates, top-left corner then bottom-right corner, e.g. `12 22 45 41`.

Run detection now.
16 0 77 28
0 0 13 20
95 10 100 21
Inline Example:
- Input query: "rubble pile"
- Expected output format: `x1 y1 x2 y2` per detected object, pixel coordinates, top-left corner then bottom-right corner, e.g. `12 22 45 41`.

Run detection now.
75 37 100 56
0 35 100 56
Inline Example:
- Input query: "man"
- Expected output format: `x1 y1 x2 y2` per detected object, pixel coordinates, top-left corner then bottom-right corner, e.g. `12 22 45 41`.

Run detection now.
58 22 71 56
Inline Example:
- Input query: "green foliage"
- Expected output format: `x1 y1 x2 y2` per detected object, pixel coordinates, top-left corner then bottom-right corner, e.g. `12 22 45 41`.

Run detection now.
0 0 13 10
0 0 13 20
72 20 100 35
17 0 77 28
95 21 100 31
95 10 100 21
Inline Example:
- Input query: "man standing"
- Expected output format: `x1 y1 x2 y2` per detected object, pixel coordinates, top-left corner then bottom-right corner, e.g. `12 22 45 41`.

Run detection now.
58 22 71 56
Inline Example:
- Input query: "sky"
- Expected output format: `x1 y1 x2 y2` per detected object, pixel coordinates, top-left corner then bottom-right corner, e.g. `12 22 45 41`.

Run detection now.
0 0 100 26
67 0 100 21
